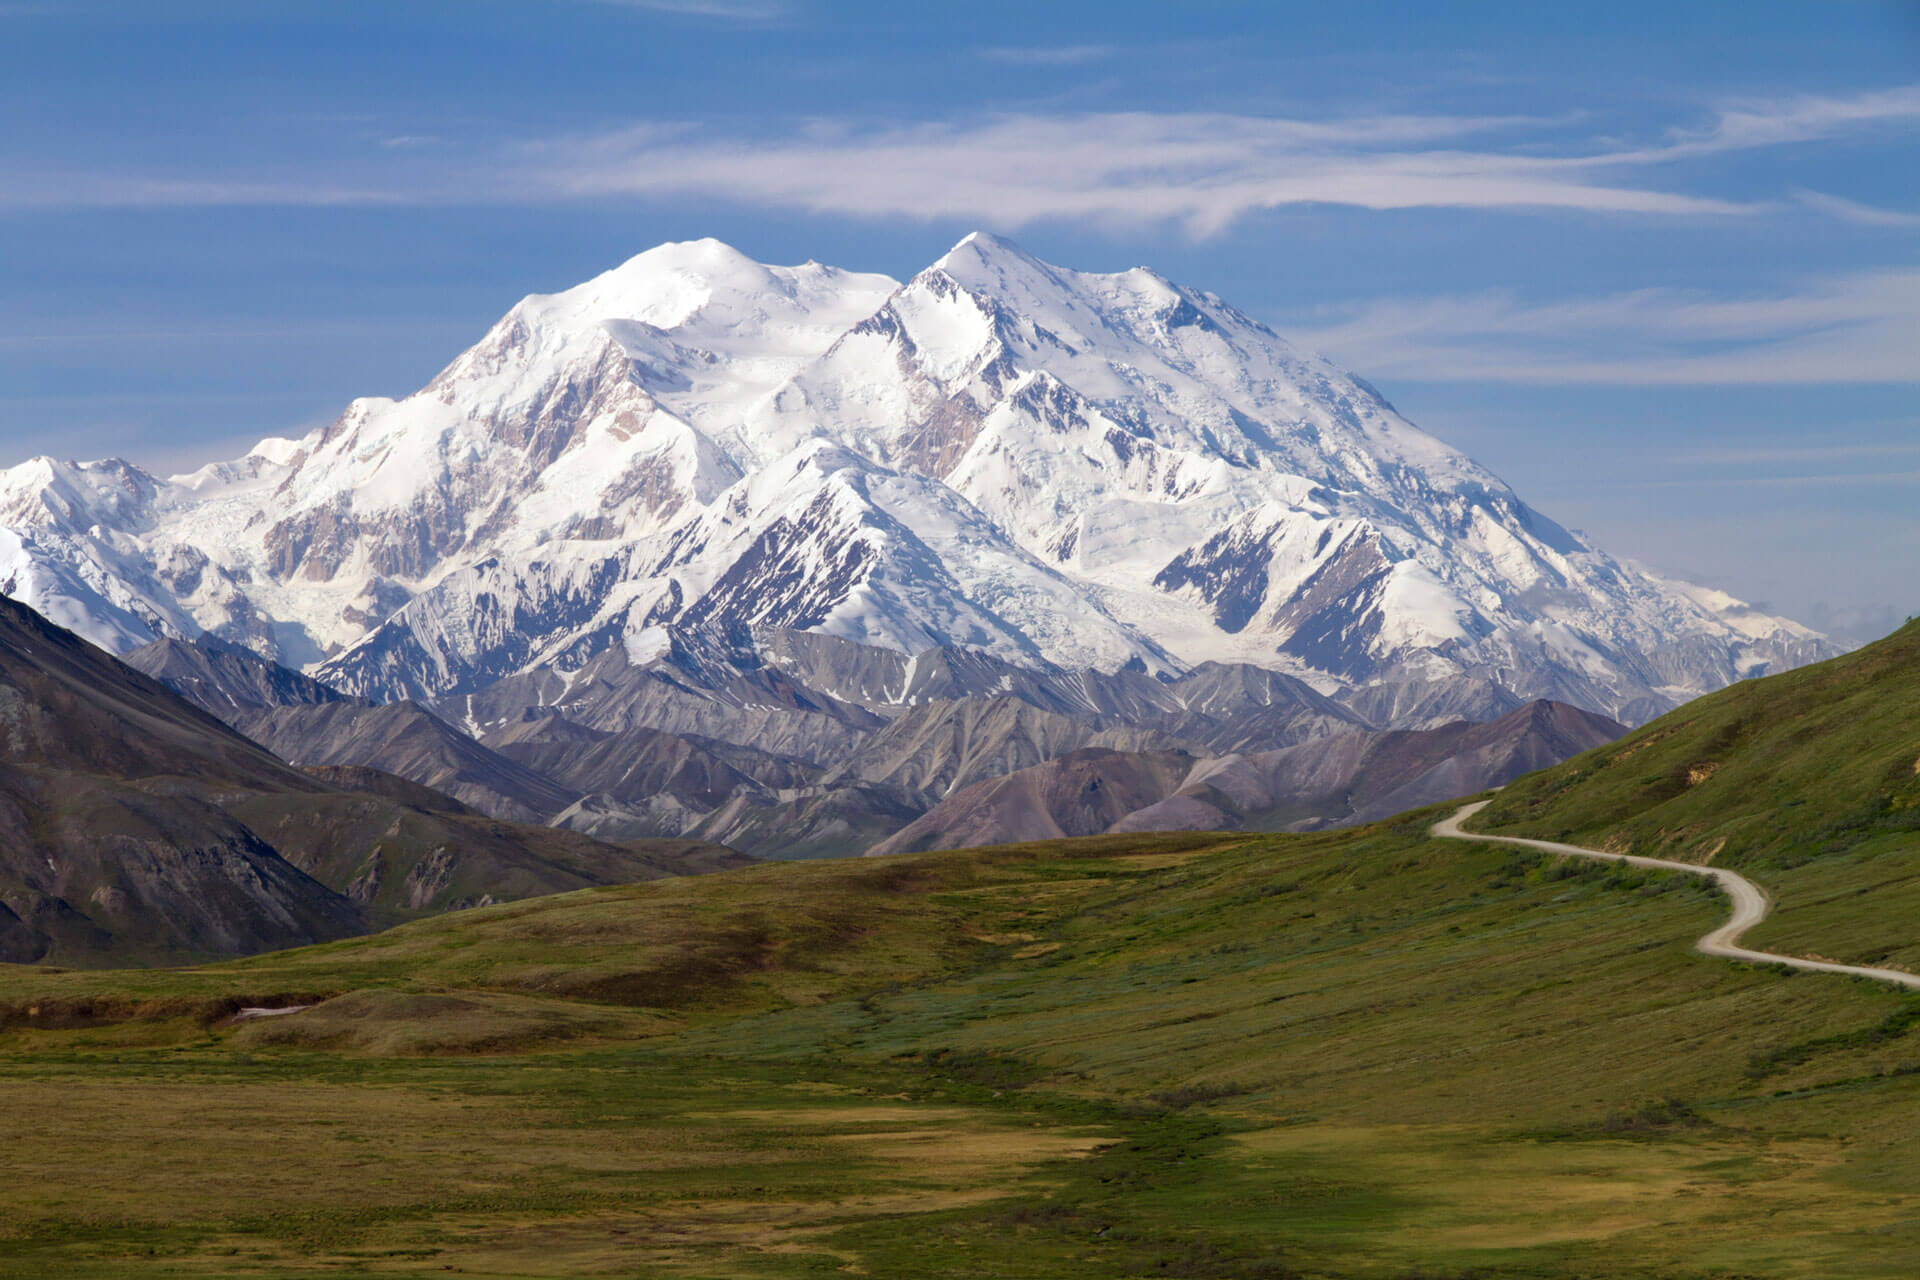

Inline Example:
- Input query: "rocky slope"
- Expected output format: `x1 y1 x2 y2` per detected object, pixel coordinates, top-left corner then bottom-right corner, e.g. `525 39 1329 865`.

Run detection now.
488 715 813 838
821 696 1192 798
0 235 1831 729
123 627 1635 862
1114 699 1628 832
869 700 1625 856
222 783 749 928
868 749 1202 856
0 603 746 964
0 595 360 962
229 702 578 824
129 635 592 823
123 635 349 718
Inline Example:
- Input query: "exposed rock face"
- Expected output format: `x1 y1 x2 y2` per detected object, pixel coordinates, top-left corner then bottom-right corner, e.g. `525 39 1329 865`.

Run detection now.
869 750 1203 856
126 634 582 824
870 700 1626 855
488 717 807 827
123 635 349 718
230 702 578 824
116 620 1631 865
823 696 1193 798
1118 699 1628 832
1332 675 1525 732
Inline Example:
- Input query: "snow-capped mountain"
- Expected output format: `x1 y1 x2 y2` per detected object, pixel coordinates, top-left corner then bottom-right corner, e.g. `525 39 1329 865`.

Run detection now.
0 233 1832 724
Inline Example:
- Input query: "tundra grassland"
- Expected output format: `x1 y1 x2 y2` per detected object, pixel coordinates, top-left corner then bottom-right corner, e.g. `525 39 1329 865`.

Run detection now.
3 810 1918 1278
1478 618 1920 971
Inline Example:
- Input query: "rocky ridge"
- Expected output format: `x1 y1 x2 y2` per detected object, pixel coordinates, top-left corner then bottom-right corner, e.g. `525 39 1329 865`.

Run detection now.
0 603 744 965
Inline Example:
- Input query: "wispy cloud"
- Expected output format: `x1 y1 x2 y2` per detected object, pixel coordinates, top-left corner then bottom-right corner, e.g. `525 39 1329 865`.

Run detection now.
1668 84 1920 155
1669 440 1920 466
1636 470 1920 487
527 111 1760 236
520 85 1920 234
0 318 478 346
5 83 1915 232
0 173 407 210
1792 188 1920 228
1288 270 1920 385
976 44 1117 67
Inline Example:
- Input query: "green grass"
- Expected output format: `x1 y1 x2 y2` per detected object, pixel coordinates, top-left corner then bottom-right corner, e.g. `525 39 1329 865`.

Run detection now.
4 800 1920 1276
1474 617 1920 969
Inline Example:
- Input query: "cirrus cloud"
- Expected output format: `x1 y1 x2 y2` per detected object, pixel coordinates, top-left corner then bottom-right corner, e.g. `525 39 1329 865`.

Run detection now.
526 110 1763 236
515 85 1920 235
3 83 1915 237
1286 269 1920 385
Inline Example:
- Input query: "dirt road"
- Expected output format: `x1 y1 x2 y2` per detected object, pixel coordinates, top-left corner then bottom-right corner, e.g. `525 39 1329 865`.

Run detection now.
1433 799 1920 990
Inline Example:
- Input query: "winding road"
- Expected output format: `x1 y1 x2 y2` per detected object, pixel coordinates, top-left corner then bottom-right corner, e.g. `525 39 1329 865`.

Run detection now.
1433 800 1920 991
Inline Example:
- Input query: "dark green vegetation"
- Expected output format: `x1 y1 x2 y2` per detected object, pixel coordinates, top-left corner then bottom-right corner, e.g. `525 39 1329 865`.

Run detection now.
5 797 1920 1277
1478 617 1920 969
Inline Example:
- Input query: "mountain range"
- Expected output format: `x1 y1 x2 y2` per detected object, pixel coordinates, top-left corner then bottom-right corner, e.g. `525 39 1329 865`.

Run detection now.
0 233 1829 732
112 626 1619 862
0 233 1845 872
7 602 1913 1277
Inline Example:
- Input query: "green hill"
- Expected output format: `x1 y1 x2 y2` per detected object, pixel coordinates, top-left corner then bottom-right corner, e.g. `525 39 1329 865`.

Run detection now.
1475 618 1920 969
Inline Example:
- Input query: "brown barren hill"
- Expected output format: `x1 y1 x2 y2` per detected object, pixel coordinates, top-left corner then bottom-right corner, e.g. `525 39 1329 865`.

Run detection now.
0 599 750 966
870 701 1623 854
866 749 1198 855
0 596 362 963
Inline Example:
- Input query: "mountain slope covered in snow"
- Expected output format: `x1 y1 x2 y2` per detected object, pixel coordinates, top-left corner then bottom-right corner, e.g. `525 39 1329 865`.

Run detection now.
0 234 1832 726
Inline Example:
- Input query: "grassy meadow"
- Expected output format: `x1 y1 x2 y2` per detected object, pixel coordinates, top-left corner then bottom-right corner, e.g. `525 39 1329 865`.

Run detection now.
1477 618 1920 971
4 800 1920 1278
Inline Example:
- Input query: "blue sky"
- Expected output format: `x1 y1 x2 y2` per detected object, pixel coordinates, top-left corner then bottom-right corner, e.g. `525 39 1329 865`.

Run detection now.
1 0 1916 640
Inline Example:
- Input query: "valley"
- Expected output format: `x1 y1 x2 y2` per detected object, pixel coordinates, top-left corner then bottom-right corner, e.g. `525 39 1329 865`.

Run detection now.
3 793 1918 1277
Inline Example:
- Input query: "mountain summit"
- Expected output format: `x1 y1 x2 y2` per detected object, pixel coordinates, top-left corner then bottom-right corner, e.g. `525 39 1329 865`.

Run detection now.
0 235 1830 722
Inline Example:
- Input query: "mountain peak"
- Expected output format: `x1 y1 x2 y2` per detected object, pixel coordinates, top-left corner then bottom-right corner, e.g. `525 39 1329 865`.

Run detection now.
945 228 1026 254
625 236 762 272
921 234 1196 345
0 235 1836 724
524 236 779 325
933 230 1050 279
